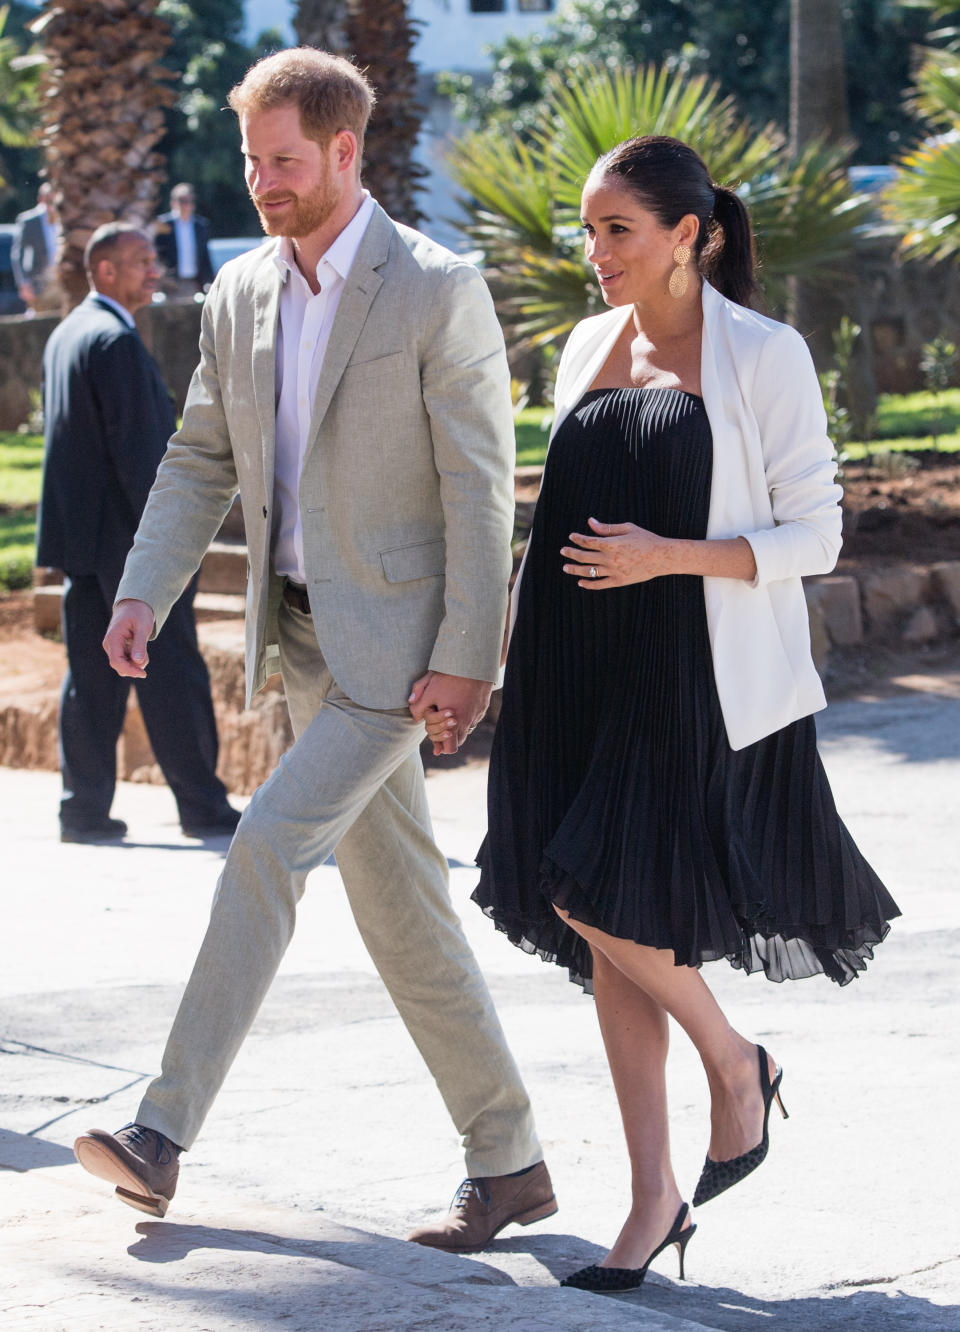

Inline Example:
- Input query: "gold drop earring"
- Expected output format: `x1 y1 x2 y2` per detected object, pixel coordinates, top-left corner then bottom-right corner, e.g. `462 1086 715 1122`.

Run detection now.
669 244 691 299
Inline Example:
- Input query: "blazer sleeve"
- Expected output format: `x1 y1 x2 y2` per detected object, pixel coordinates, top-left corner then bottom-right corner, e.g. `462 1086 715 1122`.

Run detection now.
116 282 239 631
419 262 515 682
739 323 843 587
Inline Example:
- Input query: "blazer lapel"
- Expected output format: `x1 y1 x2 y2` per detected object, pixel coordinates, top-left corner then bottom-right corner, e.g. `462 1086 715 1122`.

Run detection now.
302 205 392 461
251 255 283 497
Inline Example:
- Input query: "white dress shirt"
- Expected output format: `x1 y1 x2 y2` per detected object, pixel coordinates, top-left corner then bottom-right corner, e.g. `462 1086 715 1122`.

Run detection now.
173 215 198 279
93 292 136 329
272 192 376 583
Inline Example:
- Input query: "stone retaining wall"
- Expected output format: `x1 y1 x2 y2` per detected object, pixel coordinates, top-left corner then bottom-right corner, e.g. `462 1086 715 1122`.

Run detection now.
0 299 202 430
807 561 960 669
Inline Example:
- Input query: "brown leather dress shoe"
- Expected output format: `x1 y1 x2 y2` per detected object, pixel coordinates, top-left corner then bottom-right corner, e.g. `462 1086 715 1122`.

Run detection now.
406 1161 557 1253
74 1123 180 1217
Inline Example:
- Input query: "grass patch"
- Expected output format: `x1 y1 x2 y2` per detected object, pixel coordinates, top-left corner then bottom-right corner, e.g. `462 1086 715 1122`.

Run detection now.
0 508 37 591
872 388 960 442
0 432 42 591
0 431 43 507
515 406 553 466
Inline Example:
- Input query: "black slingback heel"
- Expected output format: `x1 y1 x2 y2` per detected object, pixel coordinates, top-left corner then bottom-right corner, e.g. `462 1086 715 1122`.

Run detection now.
693 1044 788 1207
560 1202 696 1292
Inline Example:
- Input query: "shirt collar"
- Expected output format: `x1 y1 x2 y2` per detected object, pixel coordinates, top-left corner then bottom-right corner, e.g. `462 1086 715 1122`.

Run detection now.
90 292 136 329
272 191 375 287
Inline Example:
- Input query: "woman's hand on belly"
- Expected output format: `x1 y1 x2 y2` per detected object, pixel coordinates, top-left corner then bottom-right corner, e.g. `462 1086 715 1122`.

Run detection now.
561 516 676 587
561 517 757 587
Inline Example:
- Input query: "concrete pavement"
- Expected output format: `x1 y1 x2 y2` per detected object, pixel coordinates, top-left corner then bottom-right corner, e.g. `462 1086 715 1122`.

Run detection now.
2 678 959 1331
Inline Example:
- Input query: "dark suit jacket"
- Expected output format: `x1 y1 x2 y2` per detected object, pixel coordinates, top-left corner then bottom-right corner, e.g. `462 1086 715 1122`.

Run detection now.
154 212 214 287
12 204 53 289
37 295 177 585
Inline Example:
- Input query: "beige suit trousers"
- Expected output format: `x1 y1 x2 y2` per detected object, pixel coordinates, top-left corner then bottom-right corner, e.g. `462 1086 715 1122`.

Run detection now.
137 601 541 1176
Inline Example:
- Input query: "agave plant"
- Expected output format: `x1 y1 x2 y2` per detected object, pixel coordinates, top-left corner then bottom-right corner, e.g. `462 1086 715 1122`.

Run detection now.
447 62 870 352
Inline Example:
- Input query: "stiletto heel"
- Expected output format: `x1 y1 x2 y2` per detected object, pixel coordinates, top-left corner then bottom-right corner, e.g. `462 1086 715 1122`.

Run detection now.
692 1044 786 1207
675 1220 695 1280
560 1202 696 1292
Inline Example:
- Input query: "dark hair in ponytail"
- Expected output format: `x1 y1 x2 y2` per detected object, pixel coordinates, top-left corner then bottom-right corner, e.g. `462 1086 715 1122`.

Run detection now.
590 135 758 308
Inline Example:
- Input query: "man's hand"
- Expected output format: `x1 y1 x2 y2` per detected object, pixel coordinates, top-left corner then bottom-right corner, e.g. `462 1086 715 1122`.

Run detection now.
103 598 155 678
409 671 493 756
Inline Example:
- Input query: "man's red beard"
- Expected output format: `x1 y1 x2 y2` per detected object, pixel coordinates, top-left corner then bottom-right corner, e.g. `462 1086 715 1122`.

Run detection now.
251 180 337 238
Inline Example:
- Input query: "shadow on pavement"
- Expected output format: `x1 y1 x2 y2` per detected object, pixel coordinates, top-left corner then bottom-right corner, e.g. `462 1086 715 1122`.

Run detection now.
0 1127 77 1171
818 692 960 763
620 1281 959 1332
127 1217 516 1285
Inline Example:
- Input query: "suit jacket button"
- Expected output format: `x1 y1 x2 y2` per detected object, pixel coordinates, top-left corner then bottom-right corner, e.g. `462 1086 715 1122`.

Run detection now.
262 505 268 518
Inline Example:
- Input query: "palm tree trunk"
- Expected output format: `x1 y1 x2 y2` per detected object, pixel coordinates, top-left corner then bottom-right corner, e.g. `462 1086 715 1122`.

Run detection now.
29 0 176 311
293 0 424 226
790 0 850 149
788 0 860 391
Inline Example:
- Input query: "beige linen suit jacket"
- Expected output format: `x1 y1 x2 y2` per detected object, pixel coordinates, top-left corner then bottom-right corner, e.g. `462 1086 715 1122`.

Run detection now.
117 204 516 709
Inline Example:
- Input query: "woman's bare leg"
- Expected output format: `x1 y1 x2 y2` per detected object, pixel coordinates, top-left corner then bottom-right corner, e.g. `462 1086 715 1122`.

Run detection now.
591 948 689 1268
560 909 776 1204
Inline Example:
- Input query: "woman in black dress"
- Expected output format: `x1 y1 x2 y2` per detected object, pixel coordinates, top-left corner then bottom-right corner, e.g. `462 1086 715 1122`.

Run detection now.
426 136 900 1292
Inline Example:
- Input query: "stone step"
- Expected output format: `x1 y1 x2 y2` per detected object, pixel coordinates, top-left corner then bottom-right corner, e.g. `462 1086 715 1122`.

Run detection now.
199 539 248 596
31 582 245 635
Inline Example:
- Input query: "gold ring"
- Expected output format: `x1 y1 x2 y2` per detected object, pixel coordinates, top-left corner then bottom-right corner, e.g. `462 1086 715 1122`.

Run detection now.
589 565 599 579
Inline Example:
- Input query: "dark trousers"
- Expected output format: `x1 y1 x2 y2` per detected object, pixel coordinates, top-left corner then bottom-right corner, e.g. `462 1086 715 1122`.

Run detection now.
58 572 230 830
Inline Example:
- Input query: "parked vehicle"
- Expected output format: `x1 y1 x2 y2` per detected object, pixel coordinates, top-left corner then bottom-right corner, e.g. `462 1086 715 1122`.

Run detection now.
207 236 267 275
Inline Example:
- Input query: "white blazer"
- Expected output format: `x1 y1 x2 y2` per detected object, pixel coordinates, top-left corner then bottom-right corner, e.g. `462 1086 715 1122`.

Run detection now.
512 280 843 750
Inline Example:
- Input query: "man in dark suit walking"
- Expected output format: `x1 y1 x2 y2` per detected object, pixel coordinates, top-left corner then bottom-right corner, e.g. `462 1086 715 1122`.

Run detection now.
37 222 240 843
12 183 60 313
154 184 214 298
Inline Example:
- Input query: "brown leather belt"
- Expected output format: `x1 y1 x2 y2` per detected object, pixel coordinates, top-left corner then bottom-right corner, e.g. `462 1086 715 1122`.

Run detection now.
282 580 310 615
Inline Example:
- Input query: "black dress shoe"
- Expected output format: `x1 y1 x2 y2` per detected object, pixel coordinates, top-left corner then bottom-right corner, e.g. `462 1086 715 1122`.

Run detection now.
561 1202 696 1291
180 806 242 838
60 818 127 844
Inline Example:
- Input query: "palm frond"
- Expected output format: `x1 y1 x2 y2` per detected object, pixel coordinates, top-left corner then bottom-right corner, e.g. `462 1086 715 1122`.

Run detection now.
445 61 868 355
886 133 960 260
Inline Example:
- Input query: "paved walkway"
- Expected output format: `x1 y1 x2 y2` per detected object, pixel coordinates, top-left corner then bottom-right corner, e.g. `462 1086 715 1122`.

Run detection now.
2 679 959 1330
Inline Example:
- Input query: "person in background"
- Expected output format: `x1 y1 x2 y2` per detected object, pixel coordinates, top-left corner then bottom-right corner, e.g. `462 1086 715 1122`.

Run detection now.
37 222 241 844
154 183 214 298
12 182 60 314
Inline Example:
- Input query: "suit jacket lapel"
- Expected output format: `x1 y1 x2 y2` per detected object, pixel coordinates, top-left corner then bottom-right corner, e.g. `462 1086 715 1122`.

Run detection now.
302 205 392 462
251 254 283 497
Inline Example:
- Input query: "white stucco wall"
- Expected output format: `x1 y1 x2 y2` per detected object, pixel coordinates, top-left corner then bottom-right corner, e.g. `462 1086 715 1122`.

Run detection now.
410 0 557 73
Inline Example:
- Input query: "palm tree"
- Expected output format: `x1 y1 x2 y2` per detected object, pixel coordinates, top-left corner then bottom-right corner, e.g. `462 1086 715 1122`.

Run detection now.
885 5 960 261
27 0 176 309
447 63 870 356
294 0 424 225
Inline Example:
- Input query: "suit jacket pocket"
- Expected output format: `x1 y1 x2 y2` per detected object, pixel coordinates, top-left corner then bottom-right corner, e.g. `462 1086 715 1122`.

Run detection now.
379 537 445 583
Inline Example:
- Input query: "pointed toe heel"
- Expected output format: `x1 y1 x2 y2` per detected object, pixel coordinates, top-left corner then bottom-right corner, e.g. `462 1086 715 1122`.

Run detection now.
560 1202 696 1292
693 1044 788 1207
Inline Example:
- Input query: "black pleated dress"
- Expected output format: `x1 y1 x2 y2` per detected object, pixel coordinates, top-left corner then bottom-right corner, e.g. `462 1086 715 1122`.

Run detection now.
474 387 900 991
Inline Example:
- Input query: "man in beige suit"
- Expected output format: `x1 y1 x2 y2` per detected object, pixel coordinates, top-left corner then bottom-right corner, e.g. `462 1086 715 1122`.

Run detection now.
73 48 555 1252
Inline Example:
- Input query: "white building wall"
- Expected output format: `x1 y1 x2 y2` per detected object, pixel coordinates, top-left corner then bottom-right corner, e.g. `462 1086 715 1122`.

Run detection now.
411 0 557 73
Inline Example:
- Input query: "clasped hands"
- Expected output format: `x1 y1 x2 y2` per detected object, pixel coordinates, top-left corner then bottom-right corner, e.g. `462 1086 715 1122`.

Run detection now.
410 670 492 757
561 516 677 587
